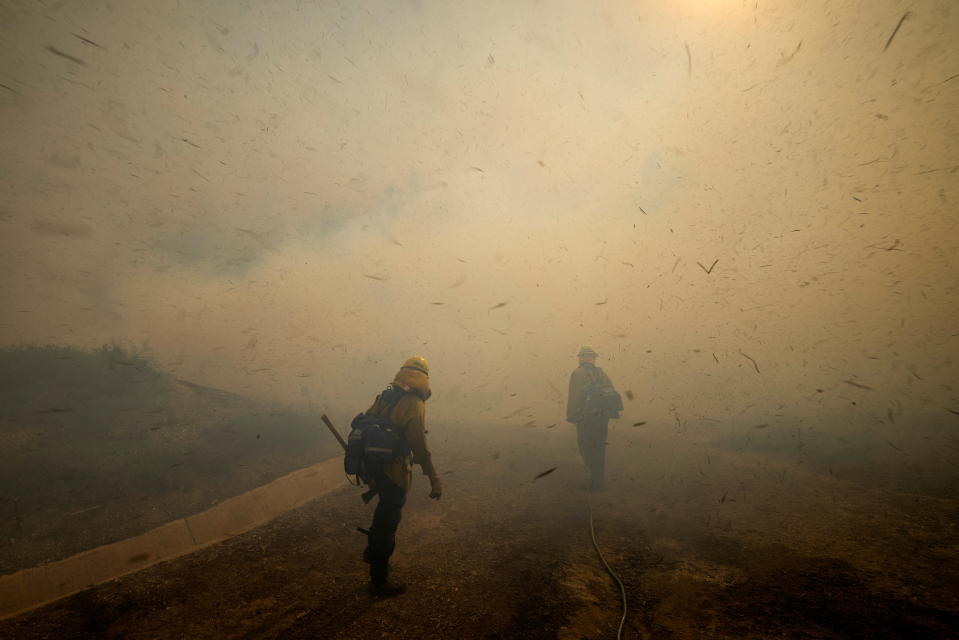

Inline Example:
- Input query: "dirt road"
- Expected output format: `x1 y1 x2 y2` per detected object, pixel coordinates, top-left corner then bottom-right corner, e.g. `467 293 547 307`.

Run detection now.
2 420 957 639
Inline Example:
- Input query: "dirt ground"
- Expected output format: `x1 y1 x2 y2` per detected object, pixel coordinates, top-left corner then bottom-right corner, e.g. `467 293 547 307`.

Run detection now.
2 420 958 639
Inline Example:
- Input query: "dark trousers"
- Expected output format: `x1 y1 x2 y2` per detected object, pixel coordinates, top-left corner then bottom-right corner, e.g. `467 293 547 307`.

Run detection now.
576 418 608 488
366 473 406 584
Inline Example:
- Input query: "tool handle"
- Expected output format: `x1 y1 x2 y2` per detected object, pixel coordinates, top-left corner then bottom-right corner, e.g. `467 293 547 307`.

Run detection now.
321 413 348 451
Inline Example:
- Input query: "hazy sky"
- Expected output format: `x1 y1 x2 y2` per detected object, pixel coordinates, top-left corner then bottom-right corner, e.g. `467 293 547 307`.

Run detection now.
1 0 956 430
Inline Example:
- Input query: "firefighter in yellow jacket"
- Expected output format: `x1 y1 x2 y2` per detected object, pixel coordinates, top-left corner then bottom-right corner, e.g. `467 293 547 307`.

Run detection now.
362 356 442 596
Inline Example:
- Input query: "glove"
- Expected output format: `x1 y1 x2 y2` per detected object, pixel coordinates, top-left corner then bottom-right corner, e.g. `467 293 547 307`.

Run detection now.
428 475 443 500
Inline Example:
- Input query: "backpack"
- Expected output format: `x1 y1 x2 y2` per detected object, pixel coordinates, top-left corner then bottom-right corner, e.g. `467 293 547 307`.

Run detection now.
344 385 411 481
584 370 623 419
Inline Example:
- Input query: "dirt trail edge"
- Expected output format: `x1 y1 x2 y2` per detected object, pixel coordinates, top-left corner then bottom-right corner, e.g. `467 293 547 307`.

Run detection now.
0 457 347 621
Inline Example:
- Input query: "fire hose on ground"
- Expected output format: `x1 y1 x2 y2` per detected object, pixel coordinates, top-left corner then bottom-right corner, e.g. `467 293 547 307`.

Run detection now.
587 488 629 639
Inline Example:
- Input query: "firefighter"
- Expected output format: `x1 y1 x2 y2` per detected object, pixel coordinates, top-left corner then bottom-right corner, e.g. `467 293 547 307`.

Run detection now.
361 356 442 596
566 346 621 490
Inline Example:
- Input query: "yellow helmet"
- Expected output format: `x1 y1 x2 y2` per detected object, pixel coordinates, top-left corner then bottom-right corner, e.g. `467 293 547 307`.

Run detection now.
402 355 430 376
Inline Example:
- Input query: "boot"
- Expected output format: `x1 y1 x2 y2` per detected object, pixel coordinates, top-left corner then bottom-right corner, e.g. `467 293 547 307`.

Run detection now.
369 563 406 597
369 579 407 597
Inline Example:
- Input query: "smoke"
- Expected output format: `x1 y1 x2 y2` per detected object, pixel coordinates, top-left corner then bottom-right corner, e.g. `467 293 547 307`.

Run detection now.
1 0 956 439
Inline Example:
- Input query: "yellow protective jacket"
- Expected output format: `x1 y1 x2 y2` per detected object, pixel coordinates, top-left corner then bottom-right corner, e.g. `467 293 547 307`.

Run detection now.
365 366 437 492
566 362 615 424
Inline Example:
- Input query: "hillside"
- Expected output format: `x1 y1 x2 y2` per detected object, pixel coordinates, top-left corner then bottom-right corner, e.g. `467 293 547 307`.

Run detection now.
0 345 339 574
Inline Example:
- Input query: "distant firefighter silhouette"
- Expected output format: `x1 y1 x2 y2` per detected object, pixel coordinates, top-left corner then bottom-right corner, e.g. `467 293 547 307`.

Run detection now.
566 346 622 491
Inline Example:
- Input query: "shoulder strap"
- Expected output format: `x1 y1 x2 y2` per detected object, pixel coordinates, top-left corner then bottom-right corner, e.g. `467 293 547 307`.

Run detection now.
586 366 603 388
596 367 614 385
386 385 408 412
374 385 409 419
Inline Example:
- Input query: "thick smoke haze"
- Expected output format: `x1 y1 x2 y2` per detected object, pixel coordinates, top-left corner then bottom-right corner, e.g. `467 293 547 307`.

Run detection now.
1 0 956 435
1 3 958 635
